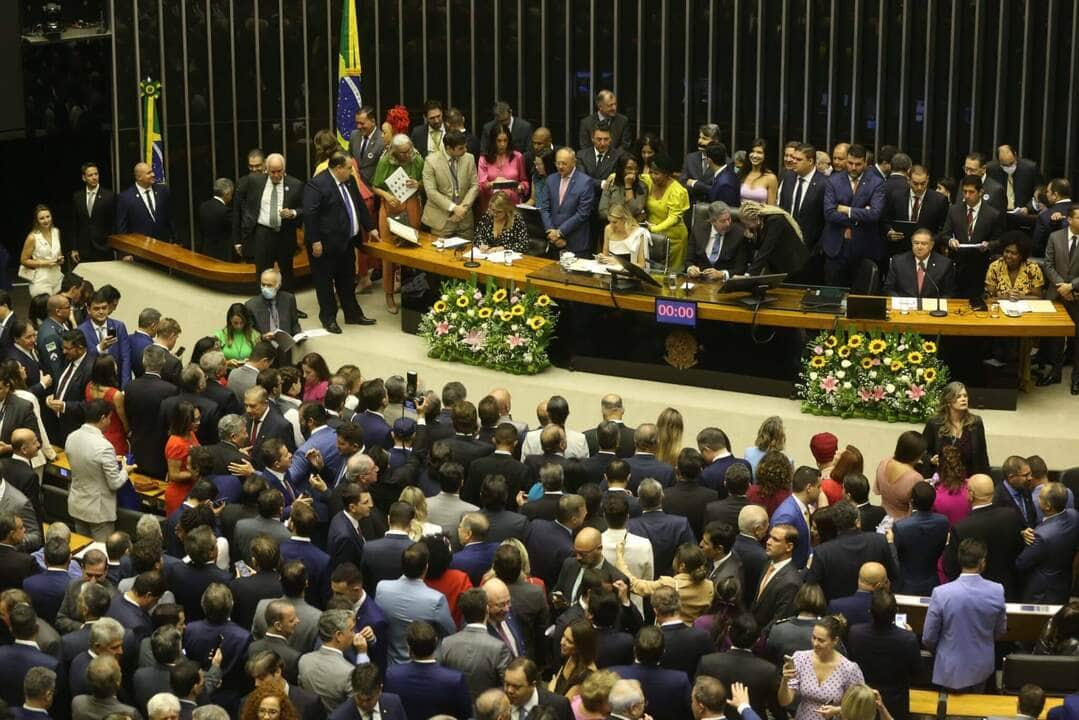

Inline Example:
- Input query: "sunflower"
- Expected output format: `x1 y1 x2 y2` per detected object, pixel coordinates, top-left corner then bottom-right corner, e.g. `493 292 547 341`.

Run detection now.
860 357 874 369
868 339 887 354
511 304 526 316
536 294 552 307
890 360 904 371
432 300 448 313
497 310 514 321
527 316 547 331
847 334 864 348
922 340 937 354
492 288 508 303
837 346 851 358
907 351 923 364
824 336 838 348
455 295 470 308
923 368 938 382
478 307 493 319
810 356 827 368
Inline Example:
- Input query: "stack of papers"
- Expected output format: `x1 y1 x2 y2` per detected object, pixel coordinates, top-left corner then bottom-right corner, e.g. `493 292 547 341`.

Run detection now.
432 237 470 250
891 297 949 312
567 258 611 275
474 250 523 264
999 299 1057 314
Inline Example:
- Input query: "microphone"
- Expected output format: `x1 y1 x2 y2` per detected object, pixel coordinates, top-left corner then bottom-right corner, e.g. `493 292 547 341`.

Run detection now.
921 258 948 318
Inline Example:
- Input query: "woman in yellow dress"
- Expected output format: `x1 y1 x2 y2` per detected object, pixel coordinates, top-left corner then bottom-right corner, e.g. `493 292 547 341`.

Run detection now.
641 154 690 272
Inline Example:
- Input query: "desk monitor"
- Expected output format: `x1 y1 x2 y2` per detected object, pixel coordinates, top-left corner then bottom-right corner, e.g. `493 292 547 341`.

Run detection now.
516 204 547 241
613 254 663 288
723 273 787 307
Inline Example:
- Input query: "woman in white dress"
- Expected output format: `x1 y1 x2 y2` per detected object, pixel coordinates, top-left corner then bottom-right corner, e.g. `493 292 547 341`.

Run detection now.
599 203 649 269
20 205 64 296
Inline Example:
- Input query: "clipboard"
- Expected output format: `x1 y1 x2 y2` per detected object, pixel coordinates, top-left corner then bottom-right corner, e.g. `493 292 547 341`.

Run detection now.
387 217 420 245
891 220 918 240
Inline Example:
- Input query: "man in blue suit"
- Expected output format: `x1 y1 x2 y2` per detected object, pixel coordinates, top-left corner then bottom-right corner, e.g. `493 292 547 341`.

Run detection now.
105 570 165 642
126 309 158 379
13 666 57 720
23 536 72 624
538 148 595 256
374 542 456 664
622 424 675 491
821 143 887 286
281 502 332 607
805 500 897 601
892 480 950 595
384 620 472 720
0 604 63 709
826 561 888 626
484 578 528 659
355 379 393 450
328 483 374 572
608 627 692 720
288 404 342 493
923 538 1007 692
329 663 407 720
769 466 820 570
183 582 253 702
524 494 585 589
450 512 499 586
628 479 695 577
360 502 414 594
78 290 132 388
1016 483 1079 603
165 527 232 622
302 151 378 333
115 162 173 241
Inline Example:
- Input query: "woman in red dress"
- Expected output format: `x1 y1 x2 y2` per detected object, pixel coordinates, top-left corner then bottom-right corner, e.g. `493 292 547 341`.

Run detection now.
164 400 202 514
85 355 129 456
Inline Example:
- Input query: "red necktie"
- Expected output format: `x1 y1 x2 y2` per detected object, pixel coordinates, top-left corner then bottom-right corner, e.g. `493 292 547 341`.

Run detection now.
916 261 925 293
911 194 921 221
966 207 975 239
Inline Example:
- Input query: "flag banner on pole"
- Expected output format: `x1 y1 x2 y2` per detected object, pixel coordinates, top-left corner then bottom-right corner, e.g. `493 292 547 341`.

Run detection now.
335 0 363 149
139 78 165 183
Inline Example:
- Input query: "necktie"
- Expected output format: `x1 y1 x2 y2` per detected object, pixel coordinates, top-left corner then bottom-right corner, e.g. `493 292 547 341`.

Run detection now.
966 207 975 239
1006 175 1016 210
703 156 708 176
916 261 926 293
792 177 805 215
449 158 460 201
496 621 518 656
757 563 777 598
339 183 358 237
518 708 527 720
56 361 77 399
87 191 95 217
97 325 106 343
708 232 722 264
597 150 605 166
431 128 442 151
144 190 156 220
267 301 279 332
559 176 570 204
269 181 281 230
359 134 369 158
251 418 262 442
1070 235 1078 260
911 193 921 221
1022 491 1037 527
571 568 585 600
850 176 859 196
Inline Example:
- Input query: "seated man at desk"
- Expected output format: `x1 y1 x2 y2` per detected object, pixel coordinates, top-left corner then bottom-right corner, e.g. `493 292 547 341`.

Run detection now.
883 228 955 298
686 200 748 282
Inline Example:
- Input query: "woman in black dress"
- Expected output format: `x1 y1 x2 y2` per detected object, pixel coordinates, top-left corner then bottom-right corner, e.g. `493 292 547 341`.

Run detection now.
920 381 990 477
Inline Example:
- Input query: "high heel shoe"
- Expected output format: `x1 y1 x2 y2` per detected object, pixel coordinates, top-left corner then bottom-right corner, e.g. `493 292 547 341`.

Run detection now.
385 293 399 314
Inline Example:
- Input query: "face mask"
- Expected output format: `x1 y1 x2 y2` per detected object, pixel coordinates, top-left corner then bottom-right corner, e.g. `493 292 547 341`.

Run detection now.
1002 164 1017 175
261 286 277 300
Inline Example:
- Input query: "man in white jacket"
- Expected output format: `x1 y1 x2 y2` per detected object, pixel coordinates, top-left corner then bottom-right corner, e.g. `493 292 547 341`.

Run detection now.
64 399 135 541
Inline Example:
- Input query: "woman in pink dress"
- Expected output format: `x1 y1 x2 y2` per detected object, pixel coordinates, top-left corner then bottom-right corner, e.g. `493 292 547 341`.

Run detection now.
932 445 971 526
477 124 529 215
875 431 927 519
778 616 865 720
85 355 130 456
299 352 330 404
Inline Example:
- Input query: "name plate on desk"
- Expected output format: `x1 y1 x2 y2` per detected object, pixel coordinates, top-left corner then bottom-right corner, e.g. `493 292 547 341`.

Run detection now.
655 298 697 327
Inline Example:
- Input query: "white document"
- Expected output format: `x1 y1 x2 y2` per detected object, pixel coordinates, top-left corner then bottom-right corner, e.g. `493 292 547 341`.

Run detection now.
384 166 418 203
387 216 419 244
956 243 983 249
1021 299 1057 313
999 300 1030 315
568 258 610 275
433 236 470 250
477 250 523 264
891 297 948 312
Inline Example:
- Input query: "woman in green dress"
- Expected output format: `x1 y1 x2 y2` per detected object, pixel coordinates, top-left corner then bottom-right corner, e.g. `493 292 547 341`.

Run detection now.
214 303 259 366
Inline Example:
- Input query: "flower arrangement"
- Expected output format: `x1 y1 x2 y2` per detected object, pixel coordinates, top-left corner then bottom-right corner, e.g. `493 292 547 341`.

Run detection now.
797 328 950 422
417 276 558 374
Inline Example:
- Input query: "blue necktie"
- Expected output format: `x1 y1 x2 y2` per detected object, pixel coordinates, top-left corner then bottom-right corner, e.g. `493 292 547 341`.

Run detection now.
708 233 722 264
339 183 357 237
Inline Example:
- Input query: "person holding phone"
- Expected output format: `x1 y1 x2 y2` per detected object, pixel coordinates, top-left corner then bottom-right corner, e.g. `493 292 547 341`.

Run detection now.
79 289 132 388
777 615 864 720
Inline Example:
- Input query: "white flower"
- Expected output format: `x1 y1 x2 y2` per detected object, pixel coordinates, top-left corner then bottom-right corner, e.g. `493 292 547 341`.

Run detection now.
897 344 907 351
840 359 852 368
885 383 896 393
456 288 465 295
523 353 533 362
916 368 924 376
467 309 475 317
511 324 519 331
825 349 833 356
836 371 845 379
869 370 877 379
809 372 818 380
440 295 449 302
843 382 852 389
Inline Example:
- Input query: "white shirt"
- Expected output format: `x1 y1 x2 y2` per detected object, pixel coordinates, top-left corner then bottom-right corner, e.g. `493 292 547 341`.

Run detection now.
789 169 816 214
258 178 283 227
602 527 654 613
519 426 589 459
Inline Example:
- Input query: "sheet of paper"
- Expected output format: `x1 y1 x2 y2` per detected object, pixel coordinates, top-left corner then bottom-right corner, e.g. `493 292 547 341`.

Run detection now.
386 216 419 244
477 250 523 264
384 166 418 203
998 300 1030 315
1022 300 1057 313
433 236 470 250
300 328 332 339
890 297 948 312
956 243 983 249
568 258 610 275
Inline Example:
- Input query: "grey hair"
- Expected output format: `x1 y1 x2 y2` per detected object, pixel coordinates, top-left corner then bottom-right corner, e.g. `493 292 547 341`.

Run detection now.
23 666 56 701
89 617 125 649
317 609 355 640
136 514 163 541
45 521 71 541
390 133 412 150
142 344 168 373
556 147 577 161
609 679 645 714
346 453 375 481
148 693 181 719
192 707 231 720
637 478 664 510
218 413 247 442
538 463 565 491
138 307 162 329
707 201 733 221
212 178 234 198
260 268 282 285
738 504 769 533
199 350 227 378
699 123 721 142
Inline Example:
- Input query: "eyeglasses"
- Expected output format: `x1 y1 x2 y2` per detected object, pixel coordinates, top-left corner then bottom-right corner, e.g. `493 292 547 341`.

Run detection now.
258 708 281 718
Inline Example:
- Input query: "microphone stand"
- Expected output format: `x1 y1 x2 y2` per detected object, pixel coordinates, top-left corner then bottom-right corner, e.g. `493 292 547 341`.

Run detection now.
922 260 948 317
463 241 480 269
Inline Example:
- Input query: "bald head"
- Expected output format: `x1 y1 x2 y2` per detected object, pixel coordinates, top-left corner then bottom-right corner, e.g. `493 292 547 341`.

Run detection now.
573 527 603 567
489 388 512 415
857 562 888 591
475 689 511 720
133 162 154 187
11 428 38 458
601 394 624 419
968 473 995 503
47 294 69 318
575 527 601 550
483 577 511 623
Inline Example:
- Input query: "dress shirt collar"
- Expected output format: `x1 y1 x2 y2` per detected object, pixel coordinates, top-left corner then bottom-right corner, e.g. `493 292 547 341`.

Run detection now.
465 623 487 631
14 640 40 650
265 632 288 641
385 530 410 537
19 707 49 715
265 467 285 482
412 658 437 664
798 168 816 183
970 502 993 511
554 521 574 535
494 450 512 456
769 557 793 574
521 689 540 713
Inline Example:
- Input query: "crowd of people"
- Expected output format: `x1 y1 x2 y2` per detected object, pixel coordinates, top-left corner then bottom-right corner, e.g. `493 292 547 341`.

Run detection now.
0 262 1074 720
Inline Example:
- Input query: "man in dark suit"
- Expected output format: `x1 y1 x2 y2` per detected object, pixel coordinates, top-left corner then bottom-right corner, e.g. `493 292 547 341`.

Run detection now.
942 474 1025 599
193 180 233 263
987 144 1042 214
328 483 373 571
125 345 179 478
732 505 769 591
503 658 572 720
580 422 623 489
0 513 38 591
159 365 220 447
523 495 585 589
661 449 719 540
964 151 1007 211
477 476 529 543
805 501 897 601
621 424 675 491
245 386 295 454
552 527 626 602
628 479 695 577
228 535 283 632
700 521 744 588
115 161 173 241
1042 212 1079 390
234 153 304 291
649 586 711 676
384 621 472 720
539 148 596 257
607 627 692 720
822 143 887 286
302 151 378 333
1031 178 1073 256
827 562 889 625
751 523 804 629
410 100 447 157
845 589 923 720
892 481 950 596
884 229 955 303
164 527 231 622
246 601 303 683
583 395 635 459
43 329 93 445
183 582 254 698
7 321 45 401
330 663 407 720
360 501 413 593
577 123 622 195
445 401 495 474
697 613 780 720
521 454 569 521
778 142 828 252
127 309 158 379
1016 483 1079 603
248 649 324 720
680 125 723 202
68 161 116 264
578 90 632 150
686 201 749 280
481 101 534 155
105 570 164 643
885 164 949 249
0 383 38 459
450 512 500 587
247 268 305 365
0 604 62 710
704 462 750 526
465 424 529 507
938 174 1006 298
349 105 387 186
993 455 1039 529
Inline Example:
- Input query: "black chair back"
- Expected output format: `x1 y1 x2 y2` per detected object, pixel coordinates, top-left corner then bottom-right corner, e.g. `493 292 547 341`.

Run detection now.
851 257 881 295
1003 653 1079 695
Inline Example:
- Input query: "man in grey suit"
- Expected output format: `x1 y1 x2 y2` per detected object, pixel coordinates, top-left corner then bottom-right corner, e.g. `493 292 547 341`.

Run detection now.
0 477 40 552
233 489 291 561
349 105 386 186
437 588 512 699
247 600 303 684
246 269 304 365
71 654 141 720
298 609 371 712
250 561 322 654
227 341 275 401
1042 208 1079 393
64 400 134 541
426 462 480 532
421 132 479 240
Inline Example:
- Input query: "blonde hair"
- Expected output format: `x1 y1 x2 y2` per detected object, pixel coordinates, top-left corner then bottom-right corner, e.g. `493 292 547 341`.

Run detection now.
655 407 684 467
580 670 619 712
500 538 532 577
489 191 517 222
398 486 430 540
755 416 786 452
839 685 877 720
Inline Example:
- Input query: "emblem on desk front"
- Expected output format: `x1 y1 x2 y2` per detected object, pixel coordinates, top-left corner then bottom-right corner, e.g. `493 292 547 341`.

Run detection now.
664 330 700 369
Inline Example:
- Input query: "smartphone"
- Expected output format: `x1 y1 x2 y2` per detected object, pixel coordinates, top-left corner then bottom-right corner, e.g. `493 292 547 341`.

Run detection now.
106 327 117 338
405 371 418 412
895 613 908 628
209 633 224 663
175 346 186 358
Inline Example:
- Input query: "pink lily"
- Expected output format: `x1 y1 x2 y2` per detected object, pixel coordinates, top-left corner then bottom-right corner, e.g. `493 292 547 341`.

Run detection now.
907 385 926 400
435 321 451 336
820 376 838 393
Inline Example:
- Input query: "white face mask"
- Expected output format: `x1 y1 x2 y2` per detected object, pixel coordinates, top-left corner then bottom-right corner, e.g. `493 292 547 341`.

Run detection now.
1002 163 1018 175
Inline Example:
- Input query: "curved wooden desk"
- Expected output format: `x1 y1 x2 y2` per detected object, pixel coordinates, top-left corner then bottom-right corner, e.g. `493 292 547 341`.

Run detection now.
109 233 310 286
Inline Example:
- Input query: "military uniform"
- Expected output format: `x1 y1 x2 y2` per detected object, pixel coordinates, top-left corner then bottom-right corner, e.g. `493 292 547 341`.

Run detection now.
36 317 68 379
